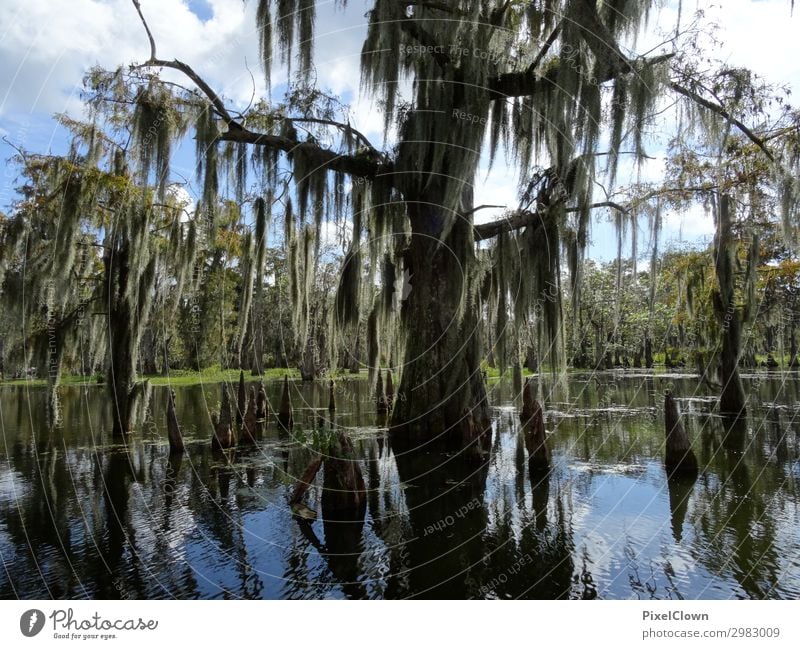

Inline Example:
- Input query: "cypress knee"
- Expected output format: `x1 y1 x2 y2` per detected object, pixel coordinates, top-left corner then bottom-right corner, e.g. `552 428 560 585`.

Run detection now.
236 370 246 426
241 386 258 444
523 399 550 469
166 389 184 454
289 456 323 519
520 378 535 423
255 381 267 420
664 392 698 476
278 374 293 430
321 431 366 517
212 384 235 450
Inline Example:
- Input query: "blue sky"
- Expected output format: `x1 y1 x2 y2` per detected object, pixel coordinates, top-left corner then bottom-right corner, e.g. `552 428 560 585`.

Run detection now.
1 0 798 261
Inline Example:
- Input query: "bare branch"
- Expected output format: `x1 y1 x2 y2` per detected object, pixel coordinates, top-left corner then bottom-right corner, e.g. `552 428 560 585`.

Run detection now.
132 0 157 61
288 117 380 157
462 204 505 217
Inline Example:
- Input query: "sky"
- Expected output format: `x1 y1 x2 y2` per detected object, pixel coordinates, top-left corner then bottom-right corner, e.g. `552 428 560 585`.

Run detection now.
0 0 798 261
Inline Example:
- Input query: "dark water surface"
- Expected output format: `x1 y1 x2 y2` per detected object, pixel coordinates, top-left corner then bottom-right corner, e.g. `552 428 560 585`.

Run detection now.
1 372 798 599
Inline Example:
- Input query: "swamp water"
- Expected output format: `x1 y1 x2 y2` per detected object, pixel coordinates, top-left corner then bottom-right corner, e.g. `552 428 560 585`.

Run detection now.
1 371 798 599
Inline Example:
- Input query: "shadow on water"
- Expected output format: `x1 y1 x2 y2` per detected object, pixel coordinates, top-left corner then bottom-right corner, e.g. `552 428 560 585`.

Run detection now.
1 372 799 599
389 441 491 598
667 472 697 544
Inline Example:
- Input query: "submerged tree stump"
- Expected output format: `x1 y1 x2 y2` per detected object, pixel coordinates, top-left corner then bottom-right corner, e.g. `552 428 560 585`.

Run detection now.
255 381 268 420
236 370 246 426
212 384 236 450
241 386 258 444
166 389 184 454
376 370 387 415
289 456 323 519
278 374 294 430
328 379 336 412
288 431 366 521
321 431 367 517
520 378 535 423
523 399 550 469
521 380 549 468
664 393 698 476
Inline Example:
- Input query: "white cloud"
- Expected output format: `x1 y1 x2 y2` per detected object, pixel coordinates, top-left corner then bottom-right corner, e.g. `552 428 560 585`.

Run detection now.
1 0 797 256
473 164 519 224
0 0 263 118
662 202 716 240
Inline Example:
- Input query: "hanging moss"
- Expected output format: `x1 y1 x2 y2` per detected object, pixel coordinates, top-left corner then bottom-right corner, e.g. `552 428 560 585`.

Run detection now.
132 82 185 198
236 230 255 363
195 102 220 232
256 0 273 88
366 298 380 386
253 195 270 300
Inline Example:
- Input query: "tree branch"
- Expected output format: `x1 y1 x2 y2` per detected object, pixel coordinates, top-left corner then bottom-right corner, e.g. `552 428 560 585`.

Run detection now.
474 201 628 241
219 128 385 179
489 52 675 100
402 0 467 15
668 81 776 163
287 117 380 157
129 1 384 180
132 58 238 128
474 209 545 241
525 18 562 76
462 204 506 217
132 0 157 61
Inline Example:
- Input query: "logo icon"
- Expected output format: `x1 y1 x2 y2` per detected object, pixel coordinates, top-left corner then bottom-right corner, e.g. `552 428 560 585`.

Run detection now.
20 609 45 637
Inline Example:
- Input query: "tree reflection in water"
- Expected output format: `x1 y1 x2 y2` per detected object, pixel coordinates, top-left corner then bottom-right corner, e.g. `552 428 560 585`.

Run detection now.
0 373 798 599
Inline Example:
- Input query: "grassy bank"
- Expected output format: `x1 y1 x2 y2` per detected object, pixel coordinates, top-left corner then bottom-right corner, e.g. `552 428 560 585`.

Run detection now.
0 367 304 388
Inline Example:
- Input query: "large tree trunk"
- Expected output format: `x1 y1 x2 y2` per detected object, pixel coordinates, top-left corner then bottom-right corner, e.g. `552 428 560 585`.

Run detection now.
526 346 538 373
789 322 799 368
107 247 136 438
719 314 746 415
390 207 490 453
592 321 604 369
714 195 747 417
298 334 317 381
140 327 158 375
